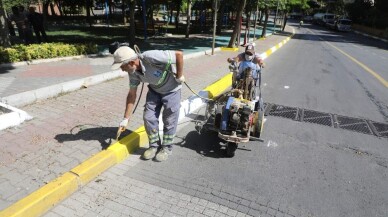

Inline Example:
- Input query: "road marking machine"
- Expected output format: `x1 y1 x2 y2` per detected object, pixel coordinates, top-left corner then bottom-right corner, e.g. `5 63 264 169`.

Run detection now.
196 60 265 157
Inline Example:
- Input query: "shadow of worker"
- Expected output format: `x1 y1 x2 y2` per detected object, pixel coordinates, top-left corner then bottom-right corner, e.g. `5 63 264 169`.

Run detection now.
54 124 133 150
176 128 228 159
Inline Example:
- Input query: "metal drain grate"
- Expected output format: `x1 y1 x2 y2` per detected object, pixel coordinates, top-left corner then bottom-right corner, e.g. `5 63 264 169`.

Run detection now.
265 103 387 138
336 115 373 135
369 121 388 138
268 104 298 120
302 109 333 127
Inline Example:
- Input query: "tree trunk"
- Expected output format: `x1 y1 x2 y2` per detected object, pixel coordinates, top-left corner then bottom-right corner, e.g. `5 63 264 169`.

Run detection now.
122 0 128 25
228 0 246 47
129 0 136 46
57 1 63 16
86 0 92 27
185 0 192 38
261 6 269 38
245 8 251 45
0 0 11 47
216 1 225 34
50 3 56 16
43 1 50 17
259 9 264 25
175 0 182 29
282 12 288 31
109 0 113 15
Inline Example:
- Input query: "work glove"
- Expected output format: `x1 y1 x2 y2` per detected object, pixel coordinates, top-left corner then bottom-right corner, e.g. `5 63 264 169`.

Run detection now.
119 118 129 128
175 75 185 84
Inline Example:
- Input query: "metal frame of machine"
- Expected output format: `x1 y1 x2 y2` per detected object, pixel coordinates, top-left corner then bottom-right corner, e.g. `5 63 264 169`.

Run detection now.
197 60 265 157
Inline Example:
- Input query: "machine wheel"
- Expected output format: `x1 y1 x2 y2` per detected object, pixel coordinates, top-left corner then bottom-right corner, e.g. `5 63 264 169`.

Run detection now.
253 110 264 138
226 142 238 157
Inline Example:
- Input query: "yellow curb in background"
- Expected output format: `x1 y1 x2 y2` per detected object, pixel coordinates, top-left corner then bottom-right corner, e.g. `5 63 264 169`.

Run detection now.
220 47 239 51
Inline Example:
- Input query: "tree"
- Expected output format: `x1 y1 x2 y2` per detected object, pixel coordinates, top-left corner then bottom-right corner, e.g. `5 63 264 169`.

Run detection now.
227 0 246 47
128 0 136 46
261 3 269 37
0 0 11 47
185 0 192 38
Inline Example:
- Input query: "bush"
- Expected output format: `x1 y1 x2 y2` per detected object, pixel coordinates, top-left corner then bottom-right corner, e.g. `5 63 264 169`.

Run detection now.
0 42 98 64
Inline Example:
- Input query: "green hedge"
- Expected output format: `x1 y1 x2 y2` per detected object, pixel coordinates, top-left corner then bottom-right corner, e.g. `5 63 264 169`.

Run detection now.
0 43 98 64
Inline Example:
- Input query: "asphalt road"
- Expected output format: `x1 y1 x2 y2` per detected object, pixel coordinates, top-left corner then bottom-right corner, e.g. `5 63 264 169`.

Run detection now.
124 23 388 217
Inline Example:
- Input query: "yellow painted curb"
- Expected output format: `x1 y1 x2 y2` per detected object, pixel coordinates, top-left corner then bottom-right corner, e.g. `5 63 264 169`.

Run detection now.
108 126 148 162
220 47 239 51
0 173 78 217
204 73 233 98
0 125 148 217
70 151 117 186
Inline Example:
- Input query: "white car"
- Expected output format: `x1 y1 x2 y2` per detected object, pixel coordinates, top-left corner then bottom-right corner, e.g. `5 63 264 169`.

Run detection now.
336 19 352 32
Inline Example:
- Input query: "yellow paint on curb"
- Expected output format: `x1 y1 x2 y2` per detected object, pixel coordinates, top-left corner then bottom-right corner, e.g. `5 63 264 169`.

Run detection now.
70 151 117 185
0 173 78 217
204 73 233 98
0 125 148 217
108 126 148 162
220 47 239 51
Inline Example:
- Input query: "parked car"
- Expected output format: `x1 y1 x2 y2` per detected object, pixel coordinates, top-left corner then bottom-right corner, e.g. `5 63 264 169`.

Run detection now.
326 20 336 30
313 13 335 26
336 19 352 32
94 3 103 10
303 16 313 23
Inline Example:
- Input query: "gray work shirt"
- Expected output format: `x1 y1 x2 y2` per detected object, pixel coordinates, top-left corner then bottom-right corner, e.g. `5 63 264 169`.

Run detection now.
129 50 181 94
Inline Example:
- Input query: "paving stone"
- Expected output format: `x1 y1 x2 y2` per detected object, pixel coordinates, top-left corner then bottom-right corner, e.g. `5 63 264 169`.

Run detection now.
206 201 220 210
267 208 277 216
226 208 238 217
51 204 78 217
236 205 250 214
247 208 262 217
275 211 285 217
228 202 239 210
43 212 63 217
203 207 217 217
194 204 206 213
215 211 228 217
236 212 246 217
153 208 166 217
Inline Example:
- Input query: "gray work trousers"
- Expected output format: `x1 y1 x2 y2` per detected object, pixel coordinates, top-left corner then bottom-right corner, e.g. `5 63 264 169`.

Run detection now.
143 88 181 149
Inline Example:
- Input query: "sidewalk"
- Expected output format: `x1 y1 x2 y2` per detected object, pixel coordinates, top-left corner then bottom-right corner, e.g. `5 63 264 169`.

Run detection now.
0 26 295 216
0 27 274 107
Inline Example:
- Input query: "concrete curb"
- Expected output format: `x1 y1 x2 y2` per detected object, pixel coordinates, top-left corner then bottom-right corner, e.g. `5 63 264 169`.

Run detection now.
0 102 32 130
0 30 295 217
353 30 388 43
0 54 111 69
0 48 221 108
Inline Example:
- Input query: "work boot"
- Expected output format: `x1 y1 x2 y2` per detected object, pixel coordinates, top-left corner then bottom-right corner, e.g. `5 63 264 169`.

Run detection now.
142 147 158 160
155 146 172 162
